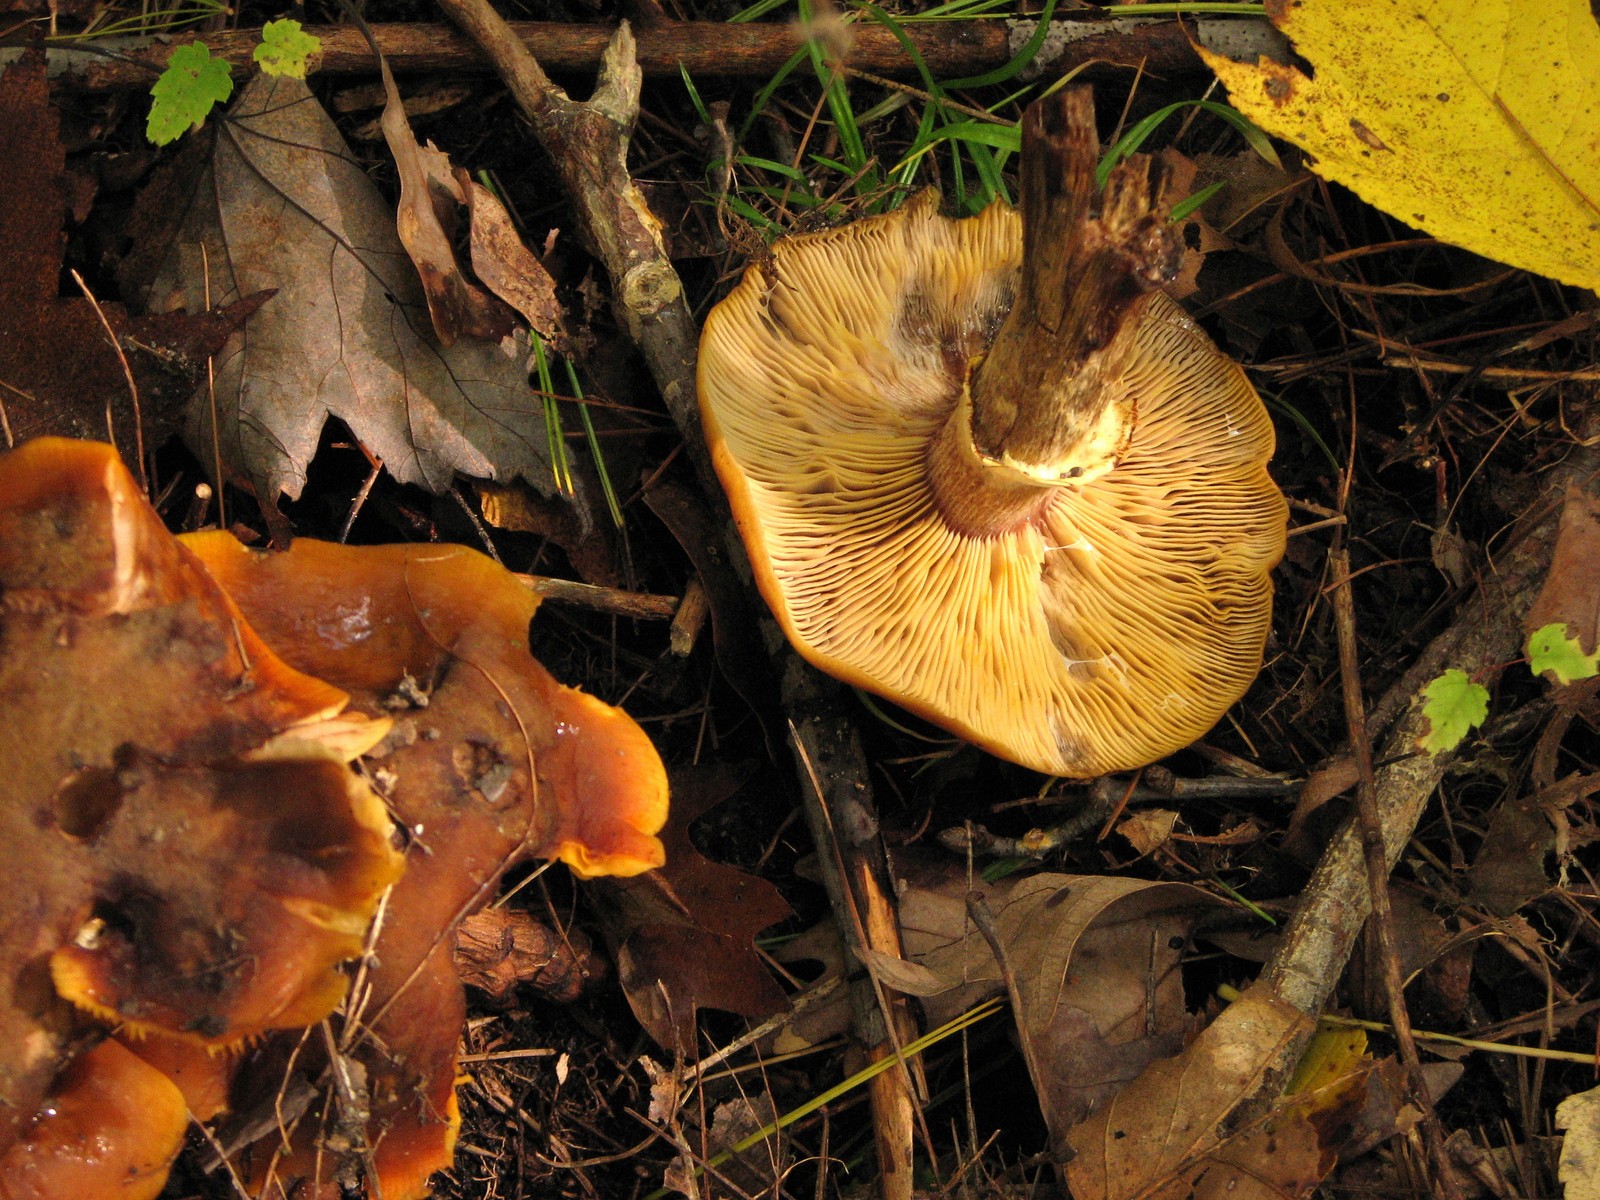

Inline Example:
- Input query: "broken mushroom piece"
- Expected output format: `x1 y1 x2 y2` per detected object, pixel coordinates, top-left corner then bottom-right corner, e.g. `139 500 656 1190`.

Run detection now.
0 1039 187 1200
0 438 401 1171
698 90 1287 777
180 532 669 1199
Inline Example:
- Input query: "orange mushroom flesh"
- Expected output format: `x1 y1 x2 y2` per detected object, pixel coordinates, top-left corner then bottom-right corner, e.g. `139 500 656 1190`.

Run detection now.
698 90 1287 777
181 532 669 1199
0 438 400 1169
0 1039 187 1200
111 1032 234 1123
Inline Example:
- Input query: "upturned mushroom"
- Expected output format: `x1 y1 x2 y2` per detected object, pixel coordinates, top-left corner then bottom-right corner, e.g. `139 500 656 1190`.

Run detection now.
698 90 1287 777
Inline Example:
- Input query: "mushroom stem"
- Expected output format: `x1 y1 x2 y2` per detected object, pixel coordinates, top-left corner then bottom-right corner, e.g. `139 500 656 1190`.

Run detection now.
966 89 1182 486
928 393 1057 537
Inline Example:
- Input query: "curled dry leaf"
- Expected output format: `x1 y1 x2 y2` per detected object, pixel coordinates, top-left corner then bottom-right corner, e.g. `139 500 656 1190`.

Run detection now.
128 73 564 508
776 867 1216 1136
455 907 599 1004
183 530 668 1199
1118 807 1180 856
0 438 402 1175
378 55 566 348
1527 486 1600 661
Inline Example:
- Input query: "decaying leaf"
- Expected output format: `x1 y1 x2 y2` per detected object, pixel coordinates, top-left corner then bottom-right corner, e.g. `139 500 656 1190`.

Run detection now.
455 907 599 1003
1064 985 1368 1200
1199 0 1600 291
183 529 668 1198
777 867 1217 1135
0 438 401 1166
1118 807 1180 856
127 73 563 508
1467 775 1600 915
594 763 793 1052
379 56 564 349
662 1092 784 1199
0 51 253 460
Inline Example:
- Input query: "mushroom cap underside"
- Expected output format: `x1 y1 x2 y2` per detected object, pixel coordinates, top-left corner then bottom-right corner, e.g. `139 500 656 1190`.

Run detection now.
699 197 1288 777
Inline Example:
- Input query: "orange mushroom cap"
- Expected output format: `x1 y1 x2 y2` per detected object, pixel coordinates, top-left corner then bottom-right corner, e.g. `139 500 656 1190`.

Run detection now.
0 437 401 1166
699 182 1287 778
179 531 668 1198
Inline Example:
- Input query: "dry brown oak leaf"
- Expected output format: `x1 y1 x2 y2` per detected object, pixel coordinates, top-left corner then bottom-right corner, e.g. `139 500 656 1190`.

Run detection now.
123 72 563 510
776 868 1214 1139
1064 986 1376 1200
0 52 258 463
182 530 669 1200
0 438 402 1178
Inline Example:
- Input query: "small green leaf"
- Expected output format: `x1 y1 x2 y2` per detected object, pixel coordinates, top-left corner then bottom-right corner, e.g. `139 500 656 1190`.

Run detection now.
1527 623 1600 685
147 42 233 145
253 19 321 79
1418 668 1490 756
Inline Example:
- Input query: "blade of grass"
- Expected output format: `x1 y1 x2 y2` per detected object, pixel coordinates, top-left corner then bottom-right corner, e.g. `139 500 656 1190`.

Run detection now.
644 998 1006 1200
1097 98 1279 187
1264 392 1342 473
562 358 623 527
1170 179 1224 221
531 335 573 497
942 0 1057 89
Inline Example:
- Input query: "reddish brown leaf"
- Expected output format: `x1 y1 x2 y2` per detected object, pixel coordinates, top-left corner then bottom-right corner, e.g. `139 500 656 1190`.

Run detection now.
1527 484 1600 656
0 52 254 461
375 55 564 350
594 762 793 1052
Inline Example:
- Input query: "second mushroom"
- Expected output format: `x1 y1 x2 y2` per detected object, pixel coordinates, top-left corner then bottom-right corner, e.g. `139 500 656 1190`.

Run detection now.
698 89 1288 777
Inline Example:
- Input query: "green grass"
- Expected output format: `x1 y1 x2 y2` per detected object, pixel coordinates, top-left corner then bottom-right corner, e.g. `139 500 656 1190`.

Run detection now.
46 0 229 40
694 0 1276 234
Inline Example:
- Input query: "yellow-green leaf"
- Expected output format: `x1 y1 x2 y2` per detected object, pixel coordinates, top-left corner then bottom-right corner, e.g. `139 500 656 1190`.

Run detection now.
1418 668 1489 756
1198 0 1600 292
1527 622 1600 685
253 19 322 80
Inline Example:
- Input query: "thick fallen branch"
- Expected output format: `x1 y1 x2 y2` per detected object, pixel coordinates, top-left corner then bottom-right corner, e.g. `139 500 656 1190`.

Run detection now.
44 15 1218 91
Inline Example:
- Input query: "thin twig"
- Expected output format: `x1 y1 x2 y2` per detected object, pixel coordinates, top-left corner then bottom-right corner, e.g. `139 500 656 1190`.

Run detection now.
1329 539 1462 1200
70 268 146 491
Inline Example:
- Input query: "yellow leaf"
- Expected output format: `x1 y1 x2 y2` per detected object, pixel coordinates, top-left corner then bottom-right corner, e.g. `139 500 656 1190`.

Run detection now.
1198 0 1600 291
